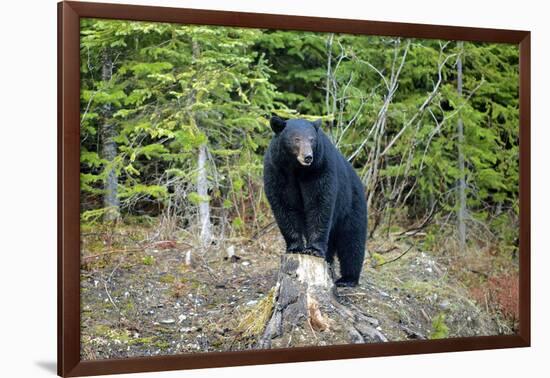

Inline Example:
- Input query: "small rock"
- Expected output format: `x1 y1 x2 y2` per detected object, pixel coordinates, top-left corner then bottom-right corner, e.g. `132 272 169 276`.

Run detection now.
178 314 187 323
160 318 175 325
246 300 258 306
180 327 197 333
225 255 241 262
439 300 451 310
242 261 250 266
349 328 363 343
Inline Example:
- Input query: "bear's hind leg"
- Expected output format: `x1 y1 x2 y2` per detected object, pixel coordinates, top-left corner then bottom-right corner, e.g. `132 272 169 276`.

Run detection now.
334 226 365 287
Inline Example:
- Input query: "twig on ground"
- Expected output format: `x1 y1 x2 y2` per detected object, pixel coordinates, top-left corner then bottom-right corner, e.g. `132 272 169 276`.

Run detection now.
377 244 415 267
374 246 399 255
395 201 438 238
103 280 120 314
83 247 143 261
248 221 276 242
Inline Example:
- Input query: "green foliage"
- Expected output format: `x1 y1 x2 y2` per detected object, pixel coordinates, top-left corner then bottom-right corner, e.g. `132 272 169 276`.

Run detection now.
188 192 210 205
80 19 519 249
80 19 279 224
430 313 450 339
370 252 386 268
81 208 111 224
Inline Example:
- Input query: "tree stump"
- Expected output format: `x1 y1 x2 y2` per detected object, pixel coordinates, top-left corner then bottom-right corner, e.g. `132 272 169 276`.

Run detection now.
259 254 387 348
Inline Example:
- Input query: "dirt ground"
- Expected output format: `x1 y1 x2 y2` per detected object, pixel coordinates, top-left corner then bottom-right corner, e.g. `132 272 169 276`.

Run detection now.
80 223 514 360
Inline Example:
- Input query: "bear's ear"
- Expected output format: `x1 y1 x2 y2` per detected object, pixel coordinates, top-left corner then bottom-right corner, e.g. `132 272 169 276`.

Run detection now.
312 119 322 131
270 116 286 134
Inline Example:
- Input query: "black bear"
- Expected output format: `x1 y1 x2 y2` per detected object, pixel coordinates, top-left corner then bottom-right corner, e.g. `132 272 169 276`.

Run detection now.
263 116 367 287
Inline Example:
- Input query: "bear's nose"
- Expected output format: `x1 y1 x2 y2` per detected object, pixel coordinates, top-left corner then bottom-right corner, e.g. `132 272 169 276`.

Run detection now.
304 155 313 164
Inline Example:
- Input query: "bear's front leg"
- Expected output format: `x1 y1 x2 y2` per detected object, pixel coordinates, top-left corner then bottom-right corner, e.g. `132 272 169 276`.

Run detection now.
301 177 336 259
269 204 306 253
278 209 307 253
264 174 306 253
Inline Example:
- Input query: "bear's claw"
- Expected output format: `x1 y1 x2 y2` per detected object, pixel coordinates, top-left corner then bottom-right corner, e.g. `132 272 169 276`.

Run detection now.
286 248 324 258
301 248 324 258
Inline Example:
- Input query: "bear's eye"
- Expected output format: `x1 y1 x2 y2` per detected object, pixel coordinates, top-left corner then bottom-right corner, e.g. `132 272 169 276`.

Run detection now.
294 137 300 143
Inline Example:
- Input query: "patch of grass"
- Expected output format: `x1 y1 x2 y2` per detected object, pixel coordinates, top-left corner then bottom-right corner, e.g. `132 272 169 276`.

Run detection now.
180 277 202 290
142 255 155 265
93 324 133 343
153 340 171 350
401 279 448 297
159 274 176 284
128 336 155 346
123 300 135 314
179 264 191 274
91 324 171 348
236 287 276 338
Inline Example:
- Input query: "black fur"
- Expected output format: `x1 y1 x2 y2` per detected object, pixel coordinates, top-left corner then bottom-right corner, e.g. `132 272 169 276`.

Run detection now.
263 117 367 287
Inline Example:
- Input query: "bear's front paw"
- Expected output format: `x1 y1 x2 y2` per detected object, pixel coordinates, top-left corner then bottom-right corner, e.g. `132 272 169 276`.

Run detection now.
302 247 324 258
286 242 305 254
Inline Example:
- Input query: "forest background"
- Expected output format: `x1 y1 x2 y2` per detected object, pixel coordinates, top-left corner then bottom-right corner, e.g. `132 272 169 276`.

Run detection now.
78 18 520 357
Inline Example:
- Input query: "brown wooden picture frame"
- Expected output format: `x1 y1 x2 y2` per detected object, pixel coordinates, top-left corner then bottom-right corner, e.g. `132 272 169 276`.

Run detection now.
58 1 531 376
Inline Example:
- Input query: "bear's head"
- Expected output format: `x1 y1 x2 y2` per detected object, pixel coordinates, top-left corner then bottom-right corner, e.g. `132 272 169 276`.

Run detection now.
270 116 322 167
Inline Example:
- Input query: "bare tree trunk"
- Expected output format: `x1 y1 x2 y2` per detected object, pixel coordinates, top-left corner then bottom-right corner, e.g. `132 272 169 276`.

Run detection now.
325 33 334 132
197 143 212 248
182 39 212 266
456 41 467 250
259 254 386 348
100 50 119 222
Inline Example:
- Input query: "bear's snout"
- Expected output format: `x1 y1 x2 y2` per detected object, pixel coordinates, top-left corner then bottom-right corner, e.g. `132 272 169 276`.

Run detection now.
297 146 313 166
